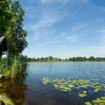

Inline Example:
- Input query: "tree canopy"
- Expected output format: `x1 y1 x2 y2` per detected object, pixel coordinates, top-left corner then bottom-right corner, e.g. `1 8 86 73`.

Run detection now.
0 0 27 61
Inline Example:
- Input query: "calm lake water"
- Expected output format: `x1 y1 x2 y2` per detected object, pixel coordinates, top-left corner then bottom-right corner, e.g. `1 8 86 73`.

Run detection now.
0 62 105 105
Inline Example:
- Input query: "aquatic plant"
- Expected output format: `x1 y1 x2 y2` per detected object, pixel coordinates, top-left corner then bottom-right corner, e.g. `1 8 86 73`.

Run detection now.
42 77 105 93
85 102 92 105
85 97 105 105
78 91 87 97
42 77 50 84
42 77 105 105
92 97 105 105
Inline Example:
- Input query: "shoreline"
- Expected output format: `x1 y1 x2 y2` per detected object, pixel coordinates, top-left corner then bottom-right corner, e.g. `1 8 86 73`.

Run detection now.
27 61 105 62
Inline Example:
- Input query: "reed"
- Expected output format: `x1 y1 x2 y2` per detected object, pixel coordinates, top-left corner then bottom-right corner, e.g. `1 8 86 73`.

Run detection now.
0 55 27 79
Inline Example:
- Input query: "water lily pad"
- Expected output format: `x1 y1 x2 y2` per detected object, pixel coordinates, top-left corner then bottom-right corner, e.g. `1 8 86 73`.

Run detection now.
85 102 92 105
92 97 105 105
42 77 105 104
78 93 87 97
42 77 50 84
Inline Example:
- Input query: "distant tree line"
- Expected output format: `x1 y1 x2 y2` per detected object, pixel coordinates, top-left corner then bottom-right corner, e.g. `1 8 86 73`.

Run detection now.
27 56 105 62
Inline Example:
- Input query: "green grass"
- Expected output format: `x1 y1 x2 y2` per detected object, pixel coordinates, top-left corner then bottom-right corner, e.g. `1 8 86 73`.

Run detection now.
0 55 27 79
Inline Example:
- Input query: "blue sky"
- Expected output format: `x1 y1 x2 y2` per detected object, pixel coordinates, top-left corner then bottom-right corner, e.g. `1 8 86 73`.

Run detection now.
20 0 105 58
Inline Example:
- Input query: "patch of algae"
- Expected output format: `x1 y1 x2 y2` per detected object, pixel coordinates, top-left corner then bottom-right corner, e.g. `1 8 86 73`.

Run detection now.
0 94 14 105
42 77 105 105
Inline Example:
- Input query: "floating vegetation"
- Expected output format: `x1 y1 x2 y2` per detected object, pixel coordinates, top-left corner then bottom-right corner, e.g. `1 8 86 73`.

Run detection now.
78 91 87 97
42 77 105 105
42 77 105 93
85 97 105 105
85 102 92 105
42 77 50 84
92 97 105 105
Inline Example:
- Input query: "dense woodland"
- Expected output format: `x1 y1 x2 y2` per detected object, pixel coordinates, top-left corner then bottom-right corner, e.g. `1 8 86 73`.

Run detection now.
27 56 105 62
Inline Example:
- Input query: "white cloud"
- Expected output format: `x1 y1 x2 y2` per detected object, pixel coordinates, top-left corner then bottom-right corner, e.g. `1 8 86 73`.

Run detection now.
29 11 61 43
24 0 89 48
100 29 105 33
71 23 88 32
33 12 60 30
46 34 80 46
67 36 79 42
26 5 68 44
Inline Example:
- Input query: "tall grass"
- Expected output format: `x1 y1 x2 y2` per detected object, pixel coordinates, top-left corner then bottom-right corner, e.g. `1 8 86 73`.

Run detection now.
0 55 27 79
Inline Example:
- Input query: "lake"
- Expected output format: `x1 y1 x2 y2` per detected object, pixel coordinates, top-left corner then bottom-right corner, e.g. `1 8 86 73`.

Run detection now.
0 62 105 105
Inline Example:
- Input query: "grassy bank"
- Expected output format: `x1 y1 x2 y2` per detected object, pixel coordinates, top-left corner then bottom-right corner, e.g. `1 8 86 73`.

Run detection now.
0 55 27 79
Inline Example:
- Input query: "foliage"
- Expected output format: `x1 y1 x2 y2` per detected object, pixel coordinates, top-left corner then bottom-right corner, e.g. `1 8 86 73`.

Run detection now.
27 56 105 62
7 1 27 57
0 0 12 35
0 0 27 78
0 55 27 79
0 0 27 63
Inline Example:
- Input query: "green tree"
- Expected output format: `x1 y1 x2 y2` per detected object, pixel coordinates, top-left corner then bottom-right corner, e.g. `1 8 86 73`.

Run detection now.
89 56 95 61
0 0 12 60
0 0 27 64
7 1 27 58
0 0 12 35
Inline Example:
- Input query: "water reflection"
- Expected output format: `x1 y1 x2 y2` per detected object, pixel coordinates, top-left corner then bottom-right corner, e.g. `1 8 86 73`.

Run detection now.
0 76 27 105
